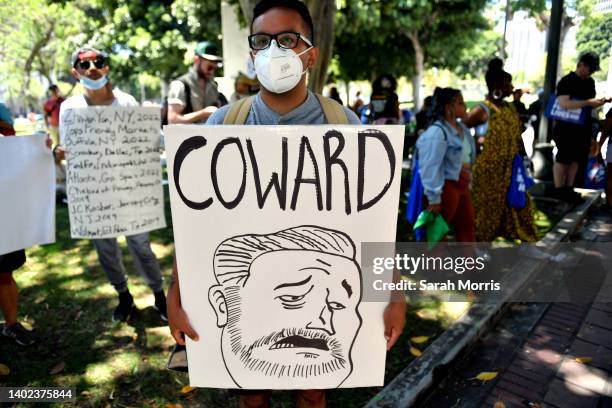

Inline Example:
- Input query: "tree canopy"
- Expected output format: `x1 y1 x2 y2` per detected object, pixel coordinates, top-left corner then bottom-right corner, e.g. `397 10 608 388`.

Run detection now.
0 0 223 104
2 0 608 111
334 0 489 109
76 0 222 96
576 2 611 80
0 0 86 108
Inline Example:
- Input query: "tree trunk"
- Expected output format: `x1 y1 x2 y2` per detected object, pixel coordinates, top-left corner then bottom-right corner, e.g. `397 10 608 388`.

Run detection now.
345 80 350 107
305 0 335 94
408 32 424 111
140 80 146 104
556 14 574 81
238 0 336 94
160 79 169 101
238 0 255 25
23 26 53 109
502 0 511 59
36 53 53 84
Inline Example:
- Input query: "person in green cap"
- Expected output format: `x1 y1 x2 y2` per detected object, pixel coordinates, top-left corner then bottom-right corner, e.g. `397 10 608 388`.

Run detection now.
167 41 224 124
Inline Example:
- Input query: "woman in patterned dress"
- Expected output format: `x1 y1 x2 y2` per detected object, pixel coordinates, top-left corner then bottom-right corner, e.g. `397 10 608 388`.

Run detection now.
465 58 537 242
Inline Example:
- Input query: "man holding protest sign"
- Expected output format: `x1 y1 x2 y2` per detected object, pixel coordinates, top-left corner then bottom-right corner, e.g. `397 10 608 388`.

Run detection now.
166 1 406 407
56 47 167 323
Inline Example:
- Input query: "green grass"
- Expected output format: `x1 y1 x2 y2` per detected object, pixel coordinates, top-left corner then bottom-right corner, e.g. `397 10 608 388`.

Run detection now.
14 122 39 136
0 186 448 407
1 178 558 407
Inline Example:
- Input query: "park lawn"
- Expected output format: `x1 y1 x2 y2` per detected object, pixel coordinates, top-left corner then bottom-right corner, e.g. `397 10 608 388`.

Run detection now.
13 122 39 136
1 186 451 408
1 178 558 407
1 161 558 407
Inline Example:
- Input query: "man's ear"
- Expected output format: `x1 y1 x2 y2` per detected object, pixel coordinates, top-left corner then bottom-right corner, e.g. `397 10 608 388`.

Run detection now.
208 285 228 327
306 47 319 70
71 68 79 80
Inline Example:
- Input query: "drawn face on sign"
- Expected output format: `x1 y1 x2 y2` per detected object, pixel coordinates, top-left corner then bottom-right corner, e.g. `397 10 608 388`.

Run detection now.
208 226 362 388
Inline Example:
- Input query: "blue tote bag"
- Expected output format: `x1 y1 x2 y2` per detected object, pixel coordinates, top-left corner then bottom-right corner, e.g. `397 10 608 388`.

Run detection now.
406 158 426 241
507 155 535 209
584 157 606 190
544 93 588 125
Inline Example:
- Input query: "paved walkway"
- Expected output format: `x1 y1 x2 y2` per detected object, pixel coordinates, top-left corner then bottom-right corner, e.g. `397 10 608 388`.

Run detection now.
486 208 612 408
418 206 612 408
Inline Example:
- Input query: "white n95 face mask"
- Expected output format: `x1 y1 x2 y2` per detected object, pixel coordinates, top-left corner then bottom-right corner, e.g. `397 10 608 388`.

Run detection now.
254 40 312 94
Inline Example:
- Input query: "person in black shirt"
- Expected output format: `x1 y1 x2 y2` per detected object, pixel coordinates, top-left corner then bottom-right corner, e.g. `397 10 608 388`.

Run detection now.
368 74 401 124
528 90 543 143
512 88 529 132
599 108 612 210
328 86 344 105
415 95 433 137
552 52 607 202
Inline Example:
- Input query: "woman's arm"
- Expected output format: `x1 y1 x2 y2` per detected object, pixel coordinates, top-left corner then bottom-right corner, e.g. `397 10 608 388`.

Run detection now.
463 105 488 128
416 127 447 205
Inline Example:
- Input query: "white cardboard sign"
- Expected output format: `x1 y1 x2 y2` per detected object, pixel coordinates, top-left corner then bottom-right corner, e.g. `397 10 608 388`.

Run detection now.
60 107 166 238
0 134 55 255
165 125 404 389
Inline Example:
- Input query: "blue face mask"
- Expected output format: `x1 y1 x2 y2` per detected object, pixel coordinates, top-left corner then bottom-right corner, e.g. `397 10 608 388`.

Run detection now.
79 75 108 90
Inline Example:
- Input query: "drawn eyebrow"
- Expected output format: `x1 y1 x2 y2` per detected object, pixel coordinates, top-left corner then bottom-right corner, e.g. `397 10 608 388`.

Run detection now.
342 279 353 298
316 258 332 267
274 275 312 290
299 267 330 275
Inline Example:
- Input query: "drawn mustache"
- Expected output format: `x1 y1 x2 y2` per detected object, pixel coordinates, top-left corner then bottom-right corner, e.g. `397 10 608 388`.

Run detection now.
269 335 329 351
236 327 347 367
249 328 337 352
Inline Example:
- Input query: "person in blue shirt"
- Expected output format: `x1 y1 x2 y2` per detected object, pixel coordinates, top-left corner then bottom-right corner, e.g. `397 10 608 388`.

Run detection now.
168 1 405 407
415 87 476 242
0 102 15 135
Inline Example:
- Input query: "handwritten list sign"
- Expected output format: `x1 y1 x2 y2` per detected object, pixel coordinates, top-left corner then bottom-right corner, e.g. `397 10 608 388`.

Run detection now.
61 107 166 238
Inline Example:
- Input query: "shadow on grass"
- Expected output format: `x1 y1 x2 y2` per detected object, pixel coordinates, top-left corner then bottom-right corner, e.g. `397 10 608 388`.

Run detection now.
0 193 179 406
1 175 560 407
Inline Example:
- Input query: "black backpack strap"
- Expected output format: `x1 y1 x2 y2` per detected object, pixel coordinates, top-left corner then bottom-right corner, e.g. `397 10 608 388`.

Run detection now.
178 79 192 115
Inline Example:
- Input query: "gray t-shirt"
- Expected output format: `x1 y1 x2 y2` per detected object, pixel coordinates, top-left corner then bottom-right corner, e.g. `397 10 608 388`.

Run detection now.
206 91 360 125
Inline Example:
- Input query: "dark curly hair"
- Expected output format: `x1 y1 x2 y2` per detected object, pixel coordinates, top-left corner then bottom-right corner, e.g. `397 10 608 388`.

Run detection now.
427 87 461 126
485 57 512 93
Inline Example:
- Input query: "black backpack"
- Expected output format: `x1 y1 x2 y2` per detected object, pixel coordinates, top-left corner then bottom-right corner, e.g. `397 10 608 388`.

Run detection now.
162 79 192 126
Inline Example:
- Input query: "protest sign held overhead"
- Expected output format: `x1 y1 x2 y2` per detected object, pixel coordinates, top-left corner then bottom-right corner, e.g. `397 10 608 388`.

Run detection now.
0 134 56 255
165 125 404 389
60 107 166 239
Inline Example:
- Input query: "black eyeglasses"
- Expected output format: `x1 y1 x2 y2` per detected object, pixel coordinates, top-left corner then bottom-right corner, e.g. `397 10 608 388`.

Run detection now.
75 57 107 70
248 32 313 51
